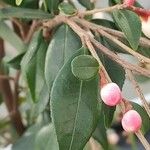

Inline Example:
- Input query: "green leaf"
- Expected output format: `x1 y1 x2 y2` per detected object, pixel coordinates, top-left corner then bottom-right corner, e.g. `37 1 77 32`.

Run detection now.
34 84 49 117
21 30 48 102
92 19 126 53
92 114 109 150
71 55 99 80
102 103 115 128
59 2 77 16
12 122 45 150
45 24 81 91
7 52 25 69
16 0 23 6
78 0 94 10
0 7 52 19
3 0 39 9
51 48 99 150
113 10 141 50
45 0 63 14
0 21 24 51
35 124 59 150
132 102 150 134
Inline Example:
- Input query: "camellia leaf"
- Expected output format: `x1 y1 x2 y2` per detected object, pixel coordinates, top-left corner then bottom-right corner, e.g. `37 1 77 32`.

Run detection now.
0 21 24 51
71 55 99 80
78 0 94 10
21 30 48 102
113 10 141 50
3 0 39 9
59 2 77 16
45 0 63 14
7 52 25 69
132 102 150 134
45 24 81 91
51 48 99 150
16 0 23 6
92 104 109 150
0 7 52 19
35 124 59 150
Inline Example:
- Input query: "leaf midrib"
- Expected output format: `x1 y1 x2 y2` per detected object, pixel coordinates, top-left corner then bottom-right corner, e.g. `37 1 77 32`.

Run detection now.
69 80 83 150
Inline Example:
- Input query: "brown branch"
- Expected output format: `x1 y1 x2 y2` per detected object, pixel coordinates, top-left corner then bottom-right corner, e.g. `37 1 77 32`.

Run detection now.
11 18 26 40
78 4 124 17
91 38 150 77
0 39 25 135
98 29 150 64
73 18 150 48
126 69 150 118
25 20 42 43
135 130 150 150
0 75 14 81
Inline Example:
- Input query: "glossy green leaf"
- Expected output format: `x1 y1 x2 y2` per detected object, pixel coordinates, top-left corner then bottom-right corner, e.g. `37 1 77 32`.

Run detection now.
45 24 81 91
59 2 77 16
16 0 23 6
34 84 49 117
0 7 52 19
93 114 109 150
92 19 126 53
35 124 59 150
78 0 94 10
51 48 99 150
132 102 150 134
7 52 25 69
12 121 45 150
45 0 63 14
102 103 115 128
21 30 48 102
113 10 141 50
71 55 99 80
0 21 24 51
3 0 39 9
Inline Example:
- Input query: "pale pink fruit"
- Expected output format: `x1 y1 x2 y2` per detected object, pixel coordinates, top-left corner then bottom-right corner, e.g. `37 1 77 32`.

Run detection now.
122 110 142 133
123 0 135 7
100 83 122 106
141 16 150 39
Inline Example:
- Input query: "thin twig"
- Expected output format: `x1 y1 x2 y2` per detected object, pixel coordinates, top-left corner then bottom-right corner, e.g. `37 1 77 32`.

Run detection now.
91 38 150 77
84 37 112 82
0 75 14 81
135 130 150 150
126 69 150 118
73 18 150 48
98 29 150 64
25 20 41 43
79 4 124 16
11 18 26 40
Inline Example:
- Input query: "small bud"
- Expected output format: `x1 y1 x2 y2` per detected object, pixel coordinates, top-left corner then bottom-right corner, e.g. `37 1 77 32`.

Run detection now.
100 83 122 106
123 0 135 7
121 110 142 133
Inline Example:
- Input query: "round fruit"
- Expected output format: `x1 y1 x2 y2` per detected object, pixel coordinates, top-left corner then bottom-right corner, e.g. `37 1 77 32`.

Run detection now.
100 83 122 106
123 0 135 7
122 110 142 133
141 16 150 39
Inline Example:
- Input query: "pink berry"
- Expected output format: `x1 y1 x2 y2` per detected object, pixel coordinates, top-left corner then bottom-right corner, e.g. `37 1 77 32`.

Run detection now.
100 83 122 106
123 0 135 7
122 110 142 133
